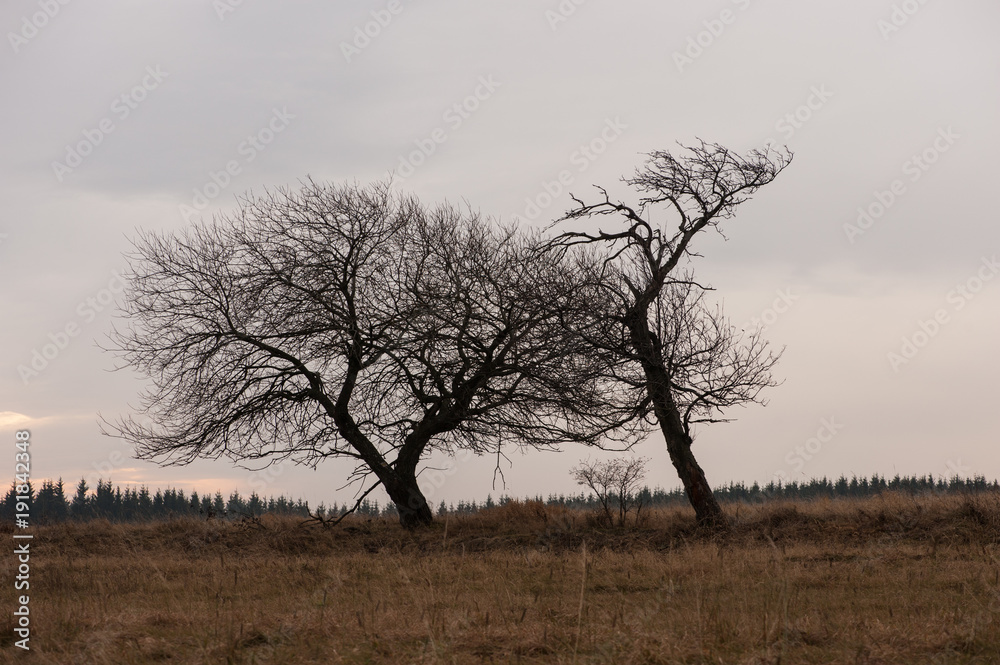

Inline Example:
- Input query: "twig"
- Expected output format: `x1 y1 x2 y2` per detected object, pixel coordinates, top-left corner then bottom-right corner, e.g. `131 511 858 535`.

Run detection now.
300 479 383 528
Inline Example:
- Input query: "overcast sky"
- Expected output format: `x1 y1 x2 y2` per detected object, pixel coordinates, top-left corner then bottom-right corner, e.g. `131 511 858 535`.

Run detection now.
2 0 998 511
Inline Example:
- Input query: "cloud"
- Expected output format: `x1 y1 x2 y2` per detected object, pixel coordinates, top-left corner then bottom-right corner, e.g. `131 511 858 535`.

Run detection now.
0 411 101 430
0 412 34 429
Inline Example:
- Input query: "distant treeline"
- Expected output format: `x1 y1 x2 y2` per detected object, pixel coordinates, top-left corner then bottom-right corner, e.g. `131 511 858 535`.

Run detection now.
1 479 317 524
535 473 1000 514
3 473 997 524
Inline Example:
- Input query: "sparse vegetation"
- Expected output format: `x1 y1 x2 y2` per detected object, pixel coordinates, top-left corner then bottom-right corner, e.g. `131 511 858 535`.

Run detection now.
5 472 997 525
4 491 1000 663
571 457 649 527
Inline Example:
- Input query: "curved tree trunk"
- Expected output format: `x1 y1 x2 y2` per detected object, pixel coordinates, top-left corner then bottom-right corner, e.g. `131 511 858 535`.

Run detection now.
645 366 725 526
329 397 434 528
629 315 725 527
328 361 436 529
658 416 724 526
381 470 434 529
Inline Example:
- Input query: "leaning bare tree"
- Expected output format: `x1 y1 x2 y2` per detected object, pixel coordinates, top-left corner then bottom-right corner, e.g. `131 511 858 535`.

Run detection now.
550 141 792 525
104 180 640 528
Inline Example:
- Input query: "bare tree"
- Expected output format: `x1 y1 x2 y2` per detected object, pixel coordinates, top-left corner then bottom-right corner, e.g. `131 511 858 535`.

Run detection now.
550 141 792 526
571 457 648 527
103 180 641 528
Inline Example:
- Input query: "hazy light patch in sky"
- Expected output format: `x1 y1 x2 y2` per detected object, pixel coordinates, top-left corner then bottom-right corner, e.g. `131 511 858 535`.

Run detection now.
0 413 32 429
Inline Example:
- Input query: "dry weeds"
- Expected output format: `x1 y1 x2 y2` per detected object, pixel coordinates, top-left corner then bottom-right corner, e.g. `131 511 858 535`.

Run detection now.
1 491 999 664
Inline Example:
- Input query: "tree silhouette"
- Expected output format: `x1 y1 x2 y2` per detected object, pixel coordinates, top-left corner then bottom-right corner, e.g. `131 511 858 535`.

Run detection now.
104 180 639 528
549 141 792 525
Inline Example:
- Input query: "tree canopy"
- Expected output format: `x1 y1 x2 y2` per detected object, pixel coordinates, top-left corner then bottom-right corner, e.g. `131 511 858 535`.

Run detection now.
105 180 641 527
549 141 793 524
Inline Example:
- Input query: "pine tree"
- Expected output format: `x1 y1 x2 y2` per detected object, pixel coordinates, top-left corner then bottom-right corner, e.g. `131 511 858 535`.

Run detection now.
51 478 69 521
71 478 90 520
246 492 264 516
226 491 243 517
213 491 226 517
35 480 53 524
94 480 115 519
138 486 153 518
114 486 124 518
1 482 17 521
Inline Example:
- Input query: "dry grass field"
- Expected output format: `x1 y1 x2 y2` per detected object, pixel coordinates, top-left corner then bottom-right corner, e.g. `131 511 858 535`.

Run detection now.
2 492 1000 664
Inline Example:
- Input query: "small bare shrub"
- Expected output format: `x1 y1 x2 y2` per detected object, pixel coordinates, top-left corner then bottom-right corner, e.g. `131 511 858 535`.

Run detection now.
571 457 648 527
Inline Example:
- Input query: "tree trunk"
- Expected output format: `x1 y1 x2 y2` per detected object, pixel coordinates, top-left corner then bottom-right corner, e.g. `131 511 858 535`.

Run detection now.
327 370 434 529
630 316 725 527
383 475 434 528
646 383 724 525
645 367 724 525
381 469 434 529
659 418 724 526
327 410 435 528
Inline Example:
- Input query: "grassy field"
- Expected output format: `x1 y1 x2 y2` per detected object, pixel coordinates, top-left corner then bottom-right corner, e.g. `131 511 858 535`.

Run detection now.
2 492 1000 664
